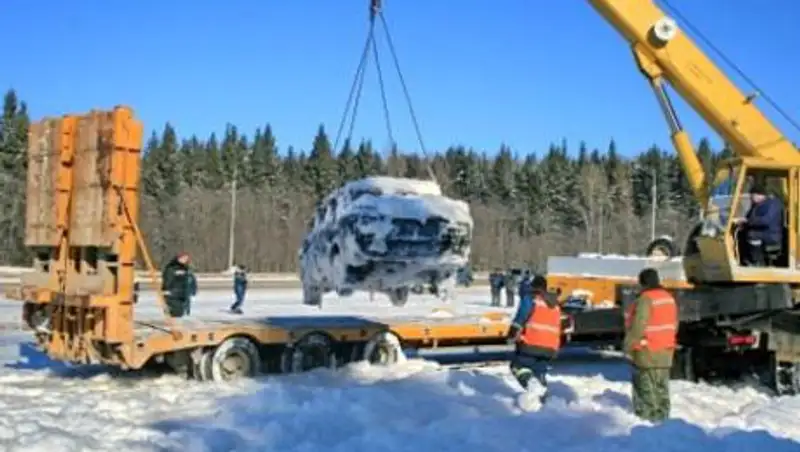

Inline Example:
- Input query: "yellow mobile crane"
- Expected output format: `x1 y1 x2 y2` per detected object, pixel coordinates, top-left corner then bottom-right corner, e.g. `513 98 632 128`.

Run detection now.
570 0 800 393
589 0 800 281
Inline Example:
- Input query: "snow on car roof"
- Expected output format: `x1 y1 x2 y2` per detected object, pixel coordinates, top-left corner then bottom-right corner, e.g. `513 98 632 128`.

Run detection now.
344 176 443 196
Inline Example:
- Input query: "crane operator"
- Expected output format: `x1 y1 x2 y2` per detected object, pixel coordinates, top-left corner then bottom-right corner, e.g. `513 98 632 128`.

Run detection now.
735 182 784 266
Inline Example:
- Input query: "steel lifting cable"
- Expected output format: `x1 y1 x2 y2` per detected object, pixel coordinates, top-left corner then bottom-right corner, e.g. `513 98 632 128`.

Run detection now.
331 19 373 154
332 0 438 183
375 10 435 182
660 0 800 136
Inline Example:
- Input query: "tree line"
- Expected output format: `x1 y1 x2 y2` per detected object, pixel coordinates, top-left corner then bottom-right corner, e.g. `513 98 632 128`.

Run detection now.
0 89 732 272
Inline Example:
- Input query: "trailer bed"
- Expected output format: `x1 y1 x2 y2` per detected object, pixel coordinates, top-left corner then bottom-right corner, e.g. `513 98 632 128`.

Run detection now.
133 311 513 343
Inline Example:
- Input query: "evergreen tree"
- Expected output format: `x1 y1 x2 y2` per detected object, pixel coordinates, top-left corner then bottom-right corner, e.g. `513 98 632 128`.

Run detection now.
0 89 740 271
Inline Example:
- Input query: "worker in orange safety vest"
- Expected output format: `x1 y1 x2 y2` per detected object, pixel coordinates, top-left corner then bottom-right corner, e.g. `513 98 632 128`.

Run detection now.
507 274 562 404
623 267 678 423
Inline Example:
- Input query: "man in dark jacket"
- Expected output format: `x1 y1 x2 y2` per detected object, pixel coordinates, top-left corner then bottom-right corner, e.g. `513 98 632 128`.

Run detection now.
489 268 505 307
161 252 196 318
508 274 561 405
505 269 519 308
230 264 248 314
738 183 784 266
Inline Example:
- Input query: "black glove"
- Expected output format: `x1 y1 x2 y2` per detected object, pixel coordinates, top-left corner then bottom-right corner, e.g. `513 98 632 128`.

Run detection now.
507 324 521 341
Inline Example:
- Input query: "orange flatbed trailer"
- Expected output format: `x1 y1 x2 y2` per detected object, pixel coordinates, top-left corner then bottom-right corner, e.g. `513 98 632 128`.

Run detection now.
9 106 526 381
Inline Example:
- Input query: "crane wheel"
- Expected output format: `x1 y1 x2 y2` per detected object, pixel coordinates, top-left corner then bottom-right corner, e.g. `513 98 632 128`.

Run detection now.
281 332 337 374
362 331 405 366
774 361 800 396
645 236 677 260
209 337 261 382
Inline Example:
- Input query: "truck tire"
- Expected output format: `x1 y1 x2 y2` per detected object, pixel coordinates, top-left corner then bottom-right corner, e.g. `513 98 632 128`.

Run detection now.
192 347 214 381
388 288 410 307
645 236 676 259
281 332 337 374
303 283 322 307
362 331 405 366
209 337 261 382
775 361 800 396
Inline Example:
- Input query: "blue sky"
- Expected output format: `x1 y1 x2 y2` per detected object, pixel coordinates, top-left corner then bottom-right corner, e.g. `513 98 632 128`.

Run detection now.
3 1 798 159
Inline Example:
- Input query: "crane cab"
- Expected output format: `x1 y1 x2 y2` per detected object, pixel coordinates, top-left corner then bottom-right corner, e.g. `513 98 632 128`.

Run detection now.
683 157 800 285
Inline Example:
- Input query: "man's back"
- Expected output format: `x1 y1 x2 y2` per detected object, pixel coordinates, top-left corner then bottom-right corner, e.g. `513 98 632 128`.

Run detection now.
747 197 784 243
163 259 192 299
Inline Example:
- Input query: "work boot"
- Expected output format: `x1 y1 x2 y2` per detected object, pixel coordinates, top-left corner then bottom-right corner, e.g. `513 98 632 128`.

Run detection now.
516 383 547 412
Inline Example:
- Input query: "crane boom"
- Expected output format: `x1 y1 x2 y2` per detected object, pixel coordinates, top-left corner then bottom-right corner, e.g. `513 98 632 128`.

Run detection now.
589 0 799 204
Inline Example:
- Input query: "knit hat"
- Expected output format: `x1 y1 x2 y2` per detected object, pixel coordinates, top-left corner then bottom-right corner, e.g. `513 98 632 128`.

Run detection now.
638 268 660 289
532 275 547 291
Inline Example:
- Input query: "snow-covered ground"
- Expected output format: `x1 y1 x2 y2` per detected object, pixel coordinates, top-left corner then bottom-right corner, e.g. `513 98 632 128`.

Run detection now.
0 287 514 329
0 288 799 451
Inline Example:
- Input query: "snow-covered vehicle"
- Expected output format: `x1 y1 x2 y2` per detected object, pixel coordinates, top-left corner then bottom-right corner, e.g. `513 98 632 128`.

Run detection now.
298 176 473 307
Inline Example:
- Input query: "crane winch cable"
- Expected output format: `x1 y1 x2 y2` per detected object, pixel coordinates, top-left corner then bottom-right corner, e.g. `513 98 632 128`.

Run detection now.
331 0 437 183
660 0 800 136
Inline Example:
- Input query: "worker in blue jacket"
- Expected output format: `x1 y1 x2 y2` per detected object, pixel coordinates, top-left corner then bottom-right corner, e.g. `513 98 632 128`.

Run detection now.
518 270 533 301
508 274 561 404
230 264 248 314
737 183 784 266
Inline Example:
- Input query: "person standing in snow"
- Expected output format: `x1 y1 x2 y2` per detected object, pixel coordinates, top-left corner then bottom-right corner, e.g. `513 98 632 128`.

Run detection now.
505 269 519 308
507 274 561 404
489 268 505 307
230 264 248 314
161 252 196 318
624 268 678 423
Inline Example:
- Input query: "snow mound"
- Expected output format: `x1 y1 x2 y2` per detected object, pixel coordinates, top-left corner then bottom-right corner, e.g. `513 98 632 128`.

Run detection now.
0 325 799 451
151 361 800 452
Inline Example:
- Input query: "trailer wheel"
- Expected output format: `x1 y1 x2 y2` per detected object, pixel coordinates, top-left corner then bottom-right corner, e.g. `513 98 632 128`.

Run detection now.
209 337 261 382
192 347 214 381
281 332 337 374
362 331 405 366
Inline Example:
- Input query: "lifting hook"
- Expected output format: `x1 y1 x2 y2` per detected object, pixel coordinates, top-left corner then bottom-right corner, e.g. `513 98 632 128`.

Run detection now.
370 0 381 21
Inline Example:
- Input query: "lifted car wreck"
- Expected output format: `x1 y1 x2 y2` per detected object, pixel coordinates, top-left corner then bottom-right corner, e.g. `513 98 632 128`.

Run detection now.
299 176 473 307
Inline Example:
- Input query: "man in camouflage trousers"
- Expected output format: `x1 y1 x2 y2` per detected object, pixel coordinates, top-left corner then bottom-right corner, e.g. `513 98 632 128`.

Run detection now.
623 268 679 423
